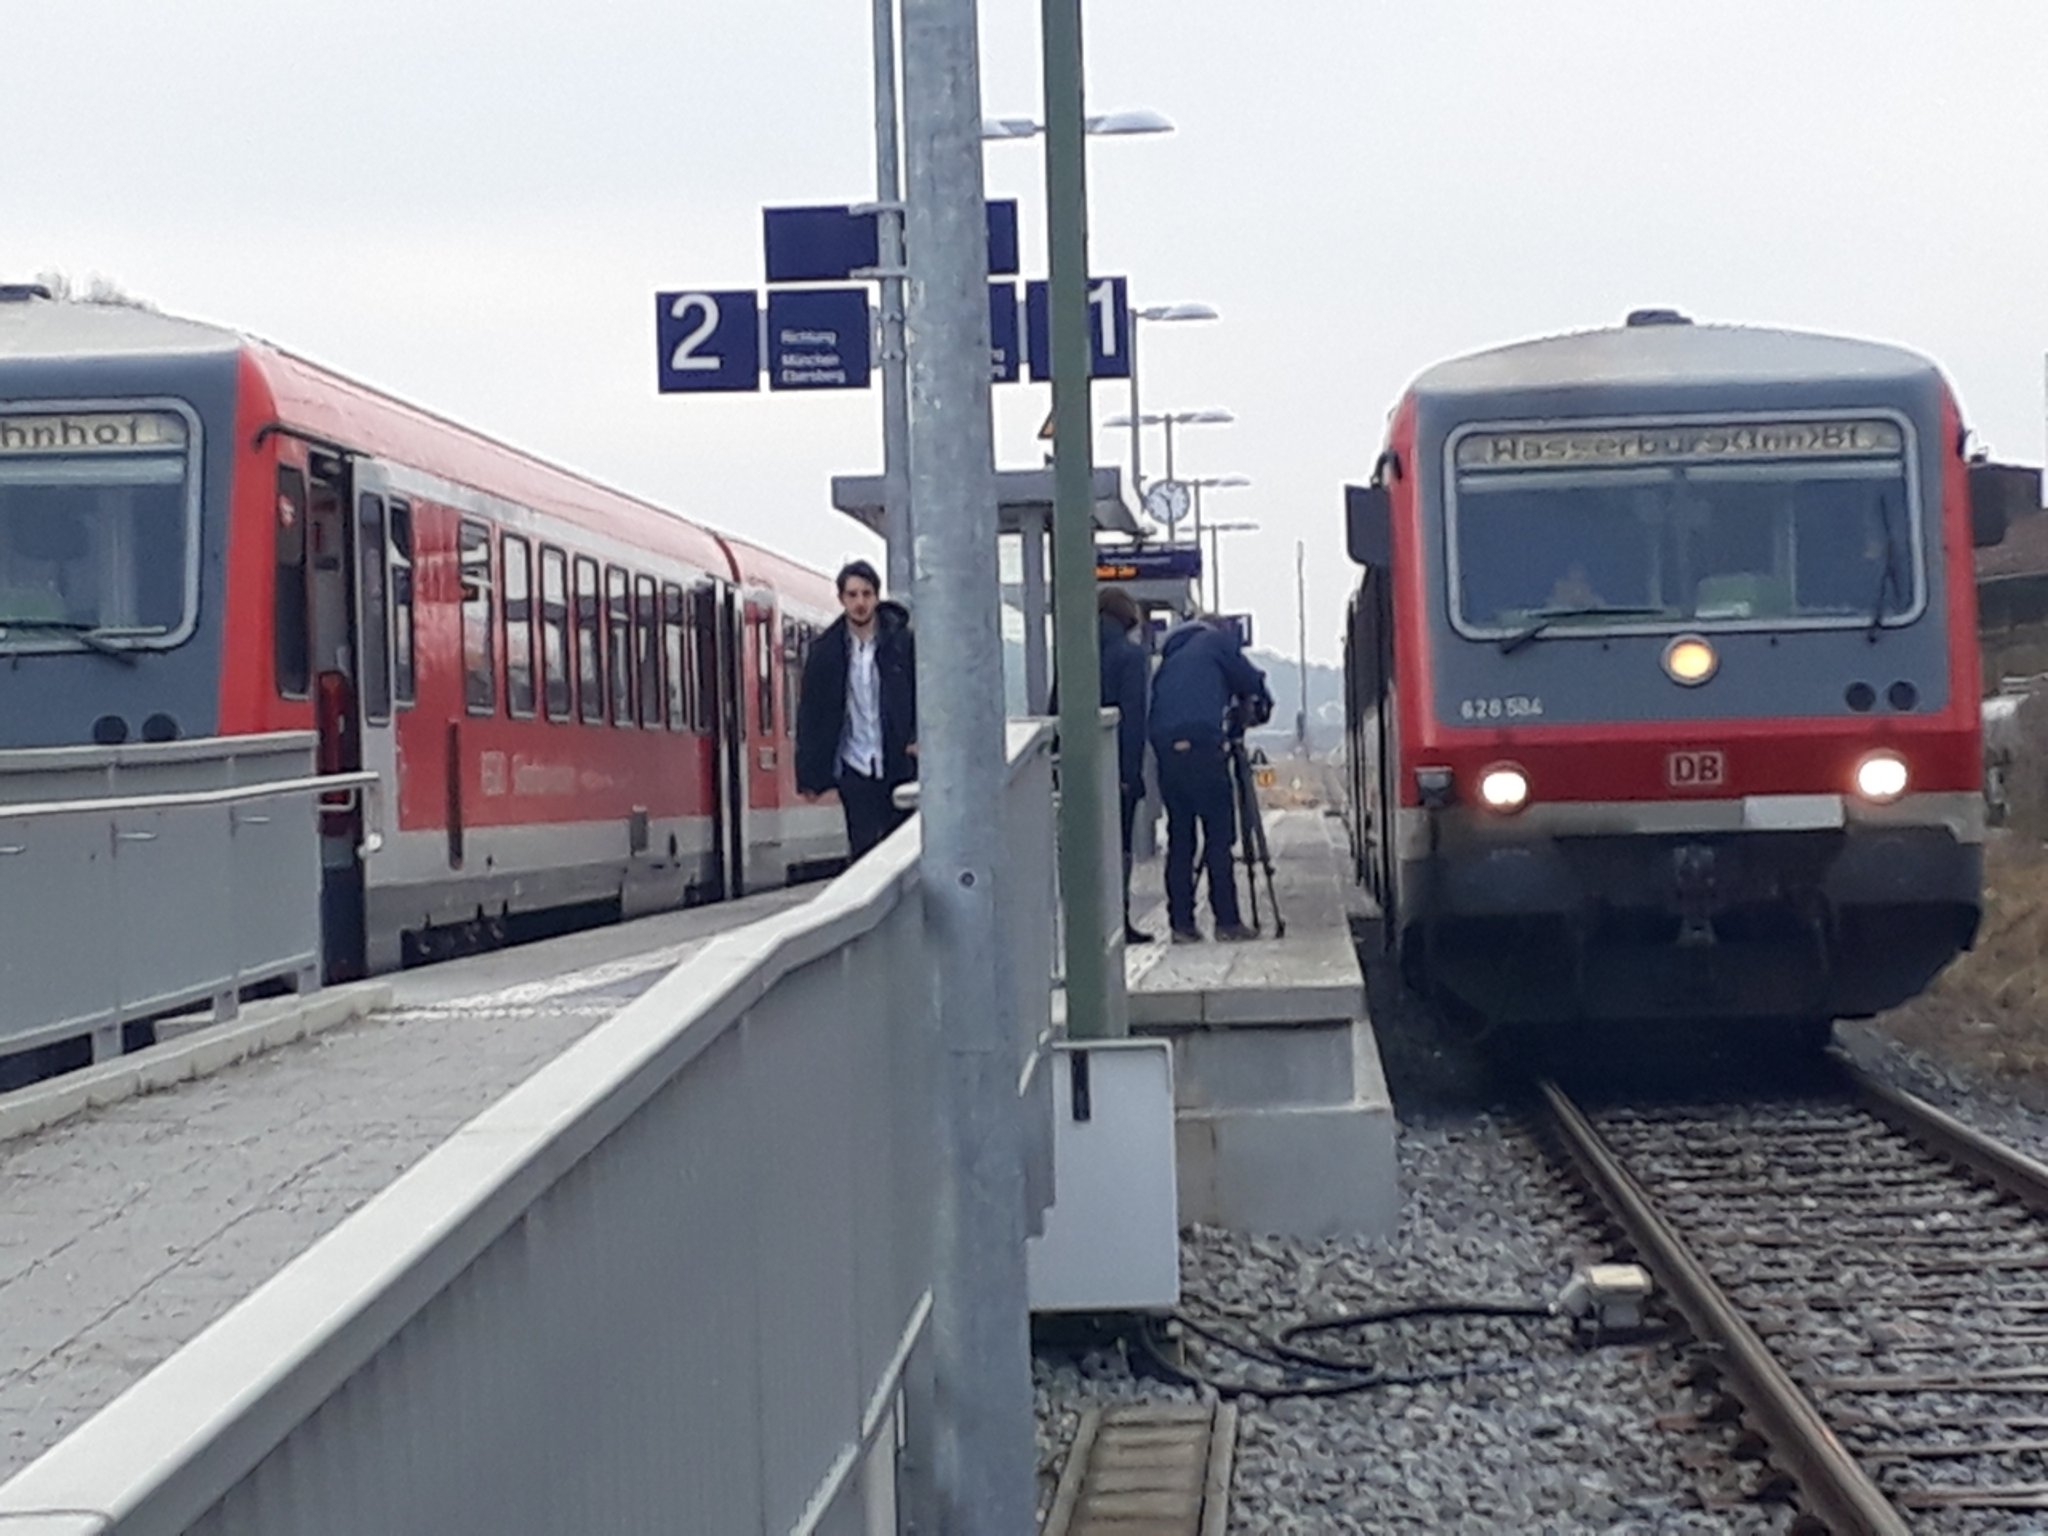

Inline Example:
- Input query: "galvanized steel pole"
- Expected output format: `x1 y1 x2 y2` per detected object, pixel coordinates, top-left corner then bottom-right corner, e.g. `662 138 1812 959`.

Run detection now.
900 0 1038 1527
872 0 914 597
1043 0 1113 1041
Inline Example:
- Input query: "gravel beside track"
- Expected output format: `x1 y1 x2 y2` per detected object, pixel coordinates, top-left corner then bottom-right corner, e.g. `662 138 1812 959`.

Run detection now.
1035 1115 1779 1533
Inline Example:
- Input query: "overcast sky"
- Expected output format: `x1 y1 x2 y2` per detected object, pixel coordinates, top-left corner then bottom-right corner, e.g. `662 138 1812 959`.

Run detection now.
8 0 2047 663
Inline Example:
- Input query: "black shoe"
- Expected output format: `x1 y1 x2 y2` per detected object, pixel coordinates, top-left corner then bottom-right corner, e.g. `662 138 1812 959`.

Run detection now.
1215 922 1259 942
1125 925 1154 945
1170 925 1203 944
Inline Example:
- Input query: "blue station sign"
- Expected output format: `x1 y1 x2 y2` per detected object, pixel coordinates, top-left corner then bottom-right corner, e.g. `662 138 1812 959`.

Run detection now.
763 200 1021 283
765 289 871 390
656 290 760 393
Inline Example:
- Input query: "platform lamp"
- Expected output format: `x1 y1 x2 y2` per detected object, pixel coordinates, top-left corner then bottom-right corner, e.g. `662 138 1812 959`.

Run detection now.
1199 517 1260 613
1122 304 1220 494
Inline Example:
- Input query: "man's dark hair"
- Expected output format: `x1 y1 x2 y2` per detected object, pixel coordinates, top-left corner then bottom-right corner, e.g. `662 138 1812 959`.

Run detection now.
836 559 882 595
1098 586 1142 631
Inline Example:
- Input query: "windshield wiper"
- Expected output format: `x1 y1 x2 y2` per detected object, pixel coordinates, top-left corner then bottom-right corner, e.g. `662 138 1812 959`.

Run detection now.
0 617 140 663
1499 605 1665 655
1867 493 1904 643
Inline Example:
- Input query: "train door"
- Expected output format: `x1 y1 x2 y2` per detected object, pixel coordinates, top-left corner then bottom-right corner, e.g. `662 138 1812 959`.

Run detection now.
294 448 375 980
699 580 747 899
347 461 404 971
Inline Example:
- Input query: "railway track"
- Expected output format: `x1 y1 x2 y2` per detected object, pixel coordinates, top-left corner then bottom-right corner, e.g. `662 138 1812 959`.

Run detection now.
1542 1060 2048 1533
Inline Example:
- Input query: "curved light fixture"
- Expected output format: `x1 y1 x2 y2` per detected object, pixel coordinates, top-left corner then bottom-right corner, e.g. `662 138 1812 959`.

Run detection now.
1662 635 1718 686
1478 764 1531 813
1854 751 1909 803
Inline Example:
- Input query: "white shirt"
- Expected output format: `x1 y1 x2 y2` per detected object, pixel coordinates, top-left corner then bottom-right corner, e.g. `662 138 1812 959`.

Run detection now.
838 628 884 778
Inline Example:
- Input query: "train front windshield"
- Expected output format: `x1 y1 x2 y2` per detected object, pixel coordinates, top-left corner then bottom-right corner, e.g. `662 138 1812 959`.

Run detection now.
1449 418 1921 636
0 409 196 652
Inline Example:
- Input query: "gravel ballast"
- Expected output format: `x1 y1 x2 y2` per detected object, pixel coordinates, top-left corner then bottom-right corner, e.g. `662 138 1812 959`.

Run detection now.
1035 1113 1783 1534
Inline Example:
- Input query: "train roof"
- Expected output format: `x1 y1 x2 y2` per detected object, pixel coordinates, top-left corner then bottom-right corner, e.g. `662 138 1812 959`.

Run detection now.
0 294 849 592
722 534 841 616
0 293 241 361
1409 317 1943 403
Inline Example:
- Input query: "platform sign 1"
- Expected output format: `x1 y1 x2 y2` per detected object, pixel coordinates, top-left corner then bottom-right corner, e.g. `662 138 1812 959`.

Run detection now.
657 290 761 393
763 200 1022 283
1026 276 1130 383
989 283 1022 383
766 289 871 390
1221 613 1254 647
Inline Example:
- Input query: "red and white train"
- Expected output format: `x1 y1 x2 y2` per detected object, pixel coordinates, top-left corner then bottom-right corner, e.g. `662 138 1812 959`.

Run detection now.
0 288 846 978
1342 310 2031 1038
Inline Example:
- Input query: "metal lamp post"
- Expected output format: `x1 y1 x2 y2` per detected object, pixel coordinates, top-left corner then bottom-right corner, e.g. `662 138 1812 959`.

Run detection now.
1198 517 1259 612
1124 304 1219 493
1186 476 1251 609
1102 406 1233 517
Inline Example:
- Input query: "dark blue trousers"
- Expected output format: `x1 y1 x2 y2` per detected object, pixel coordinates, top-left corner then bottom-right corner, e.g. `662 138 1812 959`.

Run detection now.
1155 736 1241 931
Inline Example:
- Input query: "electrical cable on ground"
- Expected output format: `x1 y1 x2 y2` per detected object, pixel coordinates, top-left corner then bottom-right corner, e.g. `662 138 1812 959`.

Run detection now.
1137 1297 1562 1402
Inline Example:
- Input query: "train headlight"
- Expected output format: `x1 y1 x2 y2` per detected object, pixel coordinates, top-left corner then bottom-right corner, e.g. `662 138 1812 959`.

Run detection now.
1854 751 1909 803
1663 635 1718 686
1478 764 1530 813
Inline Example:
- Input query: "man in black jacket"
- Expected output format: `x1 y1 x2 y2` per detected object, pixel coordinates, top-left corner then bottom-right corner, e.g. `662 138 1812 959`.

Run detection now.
795 560 918 861
1049 585 1154 943
1149 614 1272 942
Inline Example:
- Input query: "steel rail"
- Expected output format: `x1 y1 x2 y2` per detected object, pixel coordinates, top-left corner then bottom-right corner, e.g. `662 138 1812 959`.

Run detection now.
1536 1078 1912 1536
1844 1058 2048 1213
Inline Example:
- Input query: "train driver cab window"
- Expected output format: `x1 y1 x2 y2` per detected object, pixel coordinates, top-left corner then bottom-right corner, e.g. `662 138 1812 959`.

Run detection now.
1450 420 1918 635
574 555 603 722
606 565 633 726
0 407 197 662
540 547 571 720
389 499 415 706
459 519 495 714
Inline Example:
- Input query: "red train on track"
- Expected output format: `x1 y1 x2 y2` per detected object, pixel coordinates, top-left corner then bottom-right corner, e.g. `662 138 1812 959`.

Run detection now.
0 288 845 978
1342 310 2033 1038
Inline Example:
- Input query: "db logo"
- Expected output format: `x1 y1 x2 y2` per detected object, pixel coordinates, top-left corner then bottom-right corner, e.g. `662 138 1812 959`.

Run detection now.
1667 749 1726 790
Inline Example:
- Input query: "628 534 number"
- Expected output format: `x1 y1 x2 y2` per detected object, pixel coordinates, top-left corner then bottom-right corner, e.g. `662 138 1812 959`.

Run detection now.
1458 695 1544 721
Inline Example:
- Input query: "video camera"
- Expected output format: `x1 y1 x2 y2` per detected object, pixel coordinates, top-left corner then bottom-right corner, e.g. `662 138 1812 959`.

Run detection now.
1225 692 1275 739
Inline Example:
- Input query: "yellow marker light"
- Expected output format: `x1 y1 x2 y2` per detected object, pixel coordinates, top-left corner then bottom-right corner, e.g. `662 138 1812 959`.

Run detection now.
1478 765 1530 813
1854 751 1909 803
1663 635 1718 686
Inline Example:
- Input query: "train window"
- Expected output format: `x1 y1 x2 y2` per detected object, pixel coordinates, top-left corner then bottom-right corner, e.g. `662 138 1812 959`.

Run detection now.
356 494 392 723
574 555 602 722
459 519 495 715
662 583 687 730
389 500 415 706
274 467 310 698
606 565 633 726
503 533 535 718
782 620 804 741
540 546 571 720
692 584 718 735
756 612 774 733
635 575 662 727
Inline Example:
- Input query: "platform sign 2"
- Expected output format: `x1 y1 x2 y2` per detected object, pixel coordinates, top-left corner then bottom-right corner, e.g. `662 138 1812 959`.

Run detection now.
766 289 871 390
1025 276 1130 382
657 290 760 393
763 200 1022 282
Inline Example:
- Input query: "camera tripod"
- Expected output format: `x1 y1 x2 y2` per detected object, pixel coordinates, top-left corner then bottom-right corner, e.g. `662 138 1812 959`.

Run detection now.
1190 730 1286 938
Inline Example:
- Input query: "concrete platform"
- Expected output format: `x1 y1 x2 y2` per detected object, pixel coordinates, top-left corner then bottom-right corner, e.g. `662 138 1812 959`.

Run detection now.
0 883 816 1485
1125 807 1398 1240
